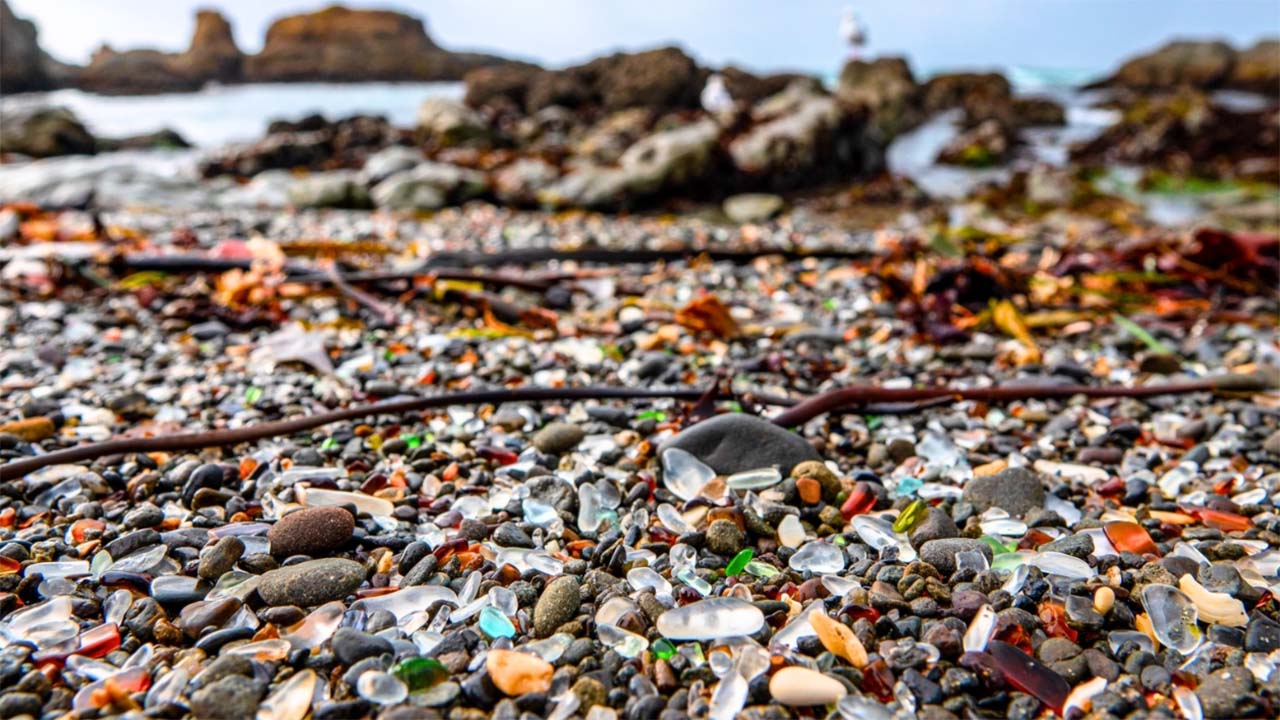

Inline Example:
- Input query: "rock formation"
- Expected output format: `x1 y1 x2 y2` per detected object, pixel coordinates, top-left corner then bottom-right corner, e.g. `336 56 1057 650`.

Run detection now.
1 0 56 93
245 5 502 82
180 9 244 84
1095 38 1280 92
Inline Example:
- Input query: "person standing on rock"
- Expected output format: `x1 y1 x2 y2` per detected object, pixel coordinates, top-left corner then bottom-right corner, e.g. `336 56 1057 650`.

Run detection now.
841 7 868 60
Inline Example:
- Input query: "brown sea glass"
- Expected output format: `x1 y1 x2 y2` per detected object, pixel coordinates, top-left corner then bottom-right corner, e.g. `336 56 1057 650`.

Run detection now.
988 640 1070 715
1103 520 1159 556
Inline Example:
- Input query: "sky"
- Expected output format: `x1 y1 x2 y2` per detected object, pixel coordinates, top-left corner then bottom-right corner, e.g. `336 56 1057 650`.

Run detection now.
12 0 1280 77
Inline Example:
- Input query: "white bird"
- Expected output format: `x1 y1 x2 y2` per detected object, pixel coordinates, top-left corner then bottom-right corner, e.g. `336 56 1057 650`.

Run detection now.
700 73 734 116
840 7 867 59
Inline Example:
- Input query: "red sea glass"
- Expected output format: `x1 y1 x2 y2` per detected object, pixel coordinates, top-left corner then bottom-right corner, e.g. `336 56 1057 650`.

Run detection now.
987 640 1070 715
840 481 877 520
860 658 896 702
1103 521 1160 556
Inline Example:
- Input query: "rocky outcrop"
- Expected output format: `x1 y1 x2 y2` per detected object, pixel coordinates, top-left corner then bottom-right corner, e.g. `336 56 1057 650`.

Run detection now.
731 82 876 187
466 47 706 116
1101 40 1236 90
463 47 817 119
199 115 406 178
922 72 1010 122
835 57 920 140
179 10 244 84
1071 91 1279 180
936 119 1012 167
1095 38 1279 93
245 5 504 82
0 107 96 157
1230 40 1280 94
1 0 56 93
79 47 205 95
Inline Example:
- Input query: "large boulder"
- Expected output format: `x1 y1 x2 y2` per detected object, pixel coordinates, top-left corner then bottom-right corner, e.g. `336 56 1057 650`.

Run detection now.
0 0 56 94
730 83 876 187
245 5 504 82
200 115 400 178
1070 91 1279 179
177 10 244 84
417 98 489 147
539 118 721 208
465 46 705 115
462 63 545 114
0 107 96 157
721 66 821 106
1099 40 1237 90
922 72 1012 126
1228 39 1280 93
370 162 488 210
836 57 921 140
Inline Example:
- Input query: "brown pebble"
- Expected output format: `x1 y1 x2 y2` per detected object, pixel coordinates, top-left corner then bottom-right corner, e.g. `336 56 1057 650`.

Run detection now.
268 506 355 558
653 659 678 693
796 477 822 505
154 619 183 645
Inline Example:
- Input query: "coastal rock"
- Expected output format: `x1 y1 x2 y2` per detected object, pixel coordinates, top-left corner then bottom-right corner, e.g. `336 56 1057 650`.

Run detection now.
1012 97 1066 127
659 412 820 476
79 48 203 95
730 84 872 187
287 171 368 209
360 146 424 184
417 98 489 147
492 158 560 206
936 118 1012 167
0 0 56 94
465 46 704 115
922 72 1011 120
0 107 96 158
540 118 721 208
97 128 191 152
836 57 921 139
179 10 244 84
1070 91 1279 179
245 6 504 82
1229 39 1280 93
1100 40 1236 90
370 162 488 210
201 115 399 178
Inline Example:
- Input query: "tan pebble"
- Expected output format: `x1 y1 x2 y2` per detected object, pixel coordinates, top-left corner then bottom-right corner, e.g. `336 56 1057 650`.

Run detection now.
486 649 553 696
1093 586 1115 615
810 612 868 668
769 666 848 706
0 417 55 441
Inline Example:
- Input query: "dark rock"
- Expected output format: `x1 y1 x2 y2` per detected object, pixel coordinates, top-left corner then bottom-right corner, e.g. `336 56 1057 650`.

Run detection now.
332 627 392 666
908 508 960 547
836 57 921 139
1040 533 1093 559
190 674 265 720
0 107 95 158
961 467 1045 517
660 413 820 476
1195 667 1255 719
257 558 366 607
918 539 993 576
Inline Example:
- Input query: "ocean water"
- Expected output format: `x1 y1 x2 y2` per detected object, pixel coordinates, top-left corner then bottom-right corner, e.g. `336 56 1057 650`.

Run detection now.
1 82 465 147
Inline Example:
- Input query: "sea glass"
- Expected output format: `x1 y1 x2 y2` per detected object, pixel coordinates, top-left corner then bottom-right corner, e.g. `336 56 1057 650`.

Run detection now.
987 640 1069 715
655 598 764 640
1140 584 1201 654
662 448 715 501
788 541 845 574
1103 521 1159 556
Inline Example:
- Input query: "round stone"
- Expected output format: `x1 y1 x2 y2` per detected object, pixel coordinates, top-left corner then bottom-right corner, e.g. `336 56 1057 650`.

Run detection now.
961 467 1046 517
533 575 580 638
658 413 821 476
919 538 994 576
268 506 355 559
257 558 365 607
532 422 586 454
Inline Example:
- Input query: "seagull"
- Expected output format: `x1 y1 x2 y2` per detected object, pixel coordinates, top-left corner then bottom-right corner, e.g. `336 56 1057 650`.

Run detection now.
700 73 734 116
840 7 867 59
